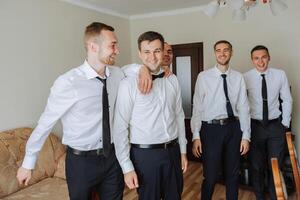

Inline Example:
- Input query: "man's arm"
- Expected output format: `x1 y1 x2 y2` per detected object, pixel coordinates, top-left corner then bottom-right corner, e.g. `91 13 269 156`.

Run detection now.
113 79 138 188
173 76 188 172
190 74 205 140
17 76 76 185
191 74 205 157
280 71 293 128
236 76 251 155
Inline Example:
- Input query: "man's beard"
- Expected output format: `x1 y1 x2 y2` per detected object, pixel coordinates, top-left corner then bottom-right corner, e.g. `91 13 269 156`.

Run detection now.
217 59 230 66
101 57 115 65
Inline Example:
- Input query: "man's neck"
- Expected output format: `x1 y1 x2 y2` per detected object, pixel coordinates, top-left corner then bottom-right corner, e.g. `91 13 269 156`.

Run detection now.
217 64 229 73
87 57 106 77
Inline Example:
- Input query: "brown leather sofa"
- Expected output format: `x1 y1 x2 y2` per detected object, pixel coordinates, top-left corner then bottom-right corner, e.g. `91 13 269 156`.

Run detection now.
0 127 68 199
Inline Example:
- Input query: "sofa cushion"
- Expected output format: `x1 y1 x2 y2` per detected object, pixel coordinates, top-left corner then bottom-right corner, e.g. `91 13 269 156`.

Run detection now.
54 153 66 179
0 127 65 198
2 177 68 200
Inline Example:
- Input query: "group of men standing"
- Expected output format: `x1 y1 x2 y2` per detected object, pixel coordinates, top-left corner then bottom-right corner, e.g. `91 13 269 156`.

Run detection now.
16 21 292 200
192 41 292 200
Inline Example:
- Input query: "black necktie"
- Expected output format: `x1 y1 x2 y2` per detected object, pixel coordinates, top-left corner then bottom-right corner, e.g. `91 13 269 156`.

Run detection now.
96 77 111 157
221 74 234 118
152 72 165 80
261 74 269 126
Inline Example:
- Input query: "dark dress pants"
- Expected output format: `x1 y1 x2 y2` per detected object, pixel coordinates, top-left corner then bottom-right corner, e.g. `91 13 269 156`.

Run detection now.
200 120 242 200
130 144 183 200
249 119 286 200
65 148 124 200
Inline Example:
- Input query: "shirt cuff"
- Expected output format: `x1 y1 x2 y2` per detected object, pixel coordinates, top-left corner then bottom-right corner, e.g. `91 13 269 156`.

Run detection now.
281 119 290 128
22 155 38 170
242 131 251 142
192 132 200 141
179 143 187 154
121 160 135 174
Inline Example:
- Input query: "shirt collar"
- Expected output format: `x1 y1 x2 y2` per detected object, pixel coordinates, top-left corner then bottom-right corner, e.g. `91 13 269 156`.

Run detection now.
81 60 110 80
254 67 269 76
213 64 231 76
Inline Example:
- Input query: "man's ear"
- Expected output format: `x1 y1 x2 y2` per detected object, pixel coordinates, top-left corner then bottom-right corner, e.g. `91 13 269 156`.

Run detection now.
138 50 142 59
89 42 98 53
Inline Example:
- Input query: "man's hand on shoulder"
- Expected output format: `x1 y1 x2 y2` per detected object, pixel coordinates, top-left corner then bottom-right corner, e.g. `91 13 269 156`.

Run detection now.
138 65 152 94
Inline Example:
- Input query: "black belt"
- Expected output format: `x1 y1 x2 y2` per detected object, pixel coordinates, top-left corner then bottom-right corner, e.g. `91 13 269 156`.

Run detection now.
202 117 238 126
131 138 178 149
67 146 112 156
251 117 280 124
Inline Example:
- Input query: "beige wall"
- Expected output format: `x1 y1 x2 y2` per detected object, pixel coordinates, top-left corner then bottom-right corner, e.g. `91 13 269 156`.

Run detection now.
129 1 300 148
0 0 131 135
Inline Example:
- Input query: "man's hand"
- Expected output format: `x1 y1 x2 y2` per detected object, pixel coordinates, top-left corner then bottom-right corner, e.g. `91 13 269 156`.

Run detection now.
192 139 202 158
181 154 188 173
240 139 250 155
124 170 139 189
17 167 32 186
138 65 152 94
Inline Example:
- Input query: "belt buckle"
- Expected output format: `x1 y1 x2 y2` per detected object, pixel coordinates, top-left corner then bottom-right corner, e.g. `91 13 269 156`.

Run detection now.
164 143 168 149
96 149 102 155
220 119 225 125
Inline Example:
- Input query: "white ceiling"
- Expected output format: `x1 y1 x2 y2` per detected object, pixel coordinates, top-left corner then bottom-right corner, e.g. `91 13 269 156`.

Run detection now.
63 0 213 18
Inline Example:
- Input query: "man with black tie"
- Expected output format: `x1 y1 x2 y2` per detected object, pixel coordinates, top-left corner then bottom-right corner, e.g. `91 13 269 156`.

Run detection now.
244 45 293 200
16 22 125 200
191 40 250 200
113 31 187 200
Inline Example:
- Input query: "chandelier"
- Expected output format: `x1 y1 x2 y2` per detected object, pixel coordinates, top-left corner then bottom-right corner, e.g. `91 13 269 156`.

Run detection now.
202 0 288 21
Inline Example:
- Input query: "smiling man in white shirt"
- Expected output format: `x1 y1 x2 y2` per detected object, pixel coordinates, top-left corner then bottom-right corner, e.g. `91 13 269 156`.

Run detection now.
16 22 125 200
113 31 187 200
244 45 293 200
191 40 250 200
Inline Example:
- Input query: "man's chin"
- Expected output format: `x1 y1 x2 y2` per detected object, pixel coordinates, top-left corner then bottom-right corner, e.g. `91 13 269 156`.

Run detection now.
145 64 160 73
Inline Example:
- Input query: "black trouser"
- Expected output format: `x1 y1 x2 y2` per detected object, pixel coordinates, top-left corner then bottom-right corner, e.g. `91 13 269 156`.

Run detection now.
249 119 286 200
130 144 183 200
200 120 242 200
65 148 124 200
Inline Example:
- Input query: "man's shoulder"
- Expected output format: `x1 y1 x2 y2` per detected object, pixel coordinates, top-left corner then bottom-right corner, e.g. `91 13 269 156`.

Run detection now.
197 68 213 78
243 68 255 77
120 76 138 88
230 68 243 76
269 67 285 75
108 65 125 78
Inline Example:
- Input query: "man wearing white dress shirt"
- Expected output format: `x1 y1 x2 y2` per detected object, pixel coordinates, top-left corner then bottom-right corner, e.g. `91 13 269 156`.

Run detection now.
191 40 250 200
244 45 293 200
16 22 125 200
113 31 188 200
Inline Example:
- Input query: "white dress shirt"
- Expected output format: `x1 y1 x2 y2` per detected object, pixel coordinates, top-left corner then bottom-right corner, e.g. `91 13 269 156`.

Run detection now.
22 60 124 169
113 64 187 174
243 67 292 127
191 65 251 141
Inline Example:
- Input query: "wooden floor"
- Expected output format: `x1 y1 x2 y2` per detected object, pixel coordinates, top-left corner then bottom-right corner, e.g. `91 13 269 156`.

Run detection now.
123 161 256 200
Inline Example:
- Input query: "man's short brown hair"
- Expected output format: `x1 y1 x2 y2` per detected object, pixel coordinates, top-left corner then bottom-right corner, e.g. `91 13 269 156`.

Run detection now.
214 40 232 50
251 45 270 57
137 31 164 51
84 22 114 49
